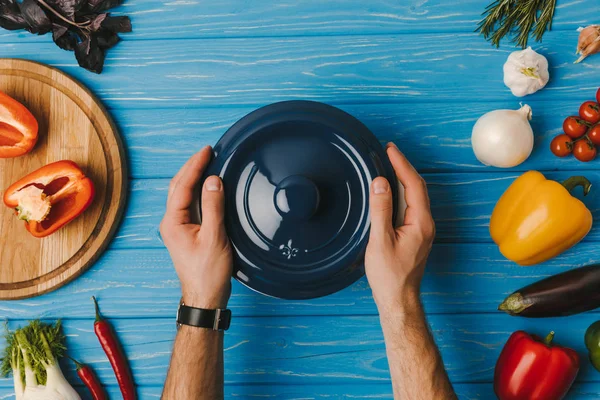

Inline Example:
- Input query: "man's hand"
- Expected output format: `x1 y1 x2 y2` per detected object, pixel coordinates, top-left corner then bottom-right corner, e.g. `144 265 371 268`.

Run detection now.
365 142 435 313
365 143 456 399
159 146 233 309
161 146 231 399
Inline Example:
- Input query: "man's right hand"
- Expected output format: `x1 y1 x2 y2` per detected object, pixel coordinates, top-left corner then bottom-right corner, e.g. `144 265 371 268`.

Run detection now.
364 144 456 399
364 143 436 313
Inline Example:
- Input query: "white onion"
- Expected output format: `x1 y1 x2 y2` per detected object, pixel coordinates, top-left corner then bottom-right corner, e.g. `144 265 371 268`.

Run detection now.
471 104 534 168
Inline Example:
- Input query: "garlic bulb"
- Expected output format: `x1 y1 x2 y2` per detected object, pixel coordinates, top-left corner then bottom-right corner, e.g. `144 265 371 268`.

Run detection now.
503 47 549 97
471 104 534 168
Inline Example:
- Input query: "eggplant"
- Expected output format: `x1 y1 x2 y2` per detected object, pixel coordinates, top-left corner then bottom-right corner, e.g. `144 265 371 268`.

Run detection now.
498 264 600 317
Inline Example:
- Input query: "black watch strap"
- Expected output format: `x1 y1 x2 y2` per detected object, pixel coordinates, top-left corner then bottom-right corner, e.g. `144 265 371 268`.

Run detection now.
177 304 231 331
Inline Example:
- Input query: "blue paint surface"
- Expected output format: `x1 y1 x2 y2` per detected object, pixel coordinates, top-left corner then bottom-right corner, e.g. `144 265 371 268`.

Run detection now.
0 1 600 398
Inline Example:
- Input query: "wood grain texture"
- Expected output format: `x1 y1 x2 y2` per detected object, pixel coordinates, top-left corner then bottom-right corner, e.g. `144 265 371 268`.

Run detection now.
0 243 597 319
0 0 594 41
112 100 600 178
0 32 597 110
0 0 598 398
105 170 600 249
1 383 600 399
0 59 127 299
0 315 599 387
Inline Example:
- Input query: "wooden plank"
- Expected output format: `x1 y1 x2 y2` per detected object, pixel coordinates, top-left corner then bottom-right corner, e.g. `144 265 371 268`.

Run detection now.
109 170 600 249
0 0 593 42
0 315 599 387
427 171 600 243
0 383 597 399
116 100 600 179
0 243 598 320
0 383 600 400
0 385 161 399
0 383 599 399
0 32 596 109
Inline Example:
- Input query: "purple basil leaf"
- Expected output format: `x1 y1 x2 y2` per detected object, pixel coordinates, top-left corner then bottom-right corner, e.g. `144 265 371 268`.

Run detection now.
52 22 68 38
0 0 28 30
96 29 119 49
83 33 92 53
19 0 52 34
0 0 130 74
75 35 105 73
101 15 130 33
52 23 77 50
88 13 106 31
88 0 122 12
47 0 85 18
85 0 104 9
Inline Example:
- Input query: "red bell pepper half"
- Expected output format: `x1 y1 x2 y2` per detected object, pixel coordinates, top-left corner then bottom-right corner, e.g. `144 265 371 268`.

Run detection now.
0 91 38 158
494 330 579 400
3 160 95 238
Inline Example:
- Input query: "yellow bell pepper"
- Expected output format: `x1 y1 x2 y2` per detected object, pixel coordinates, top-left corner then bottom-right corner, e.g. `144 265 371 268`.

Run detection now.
490 171 593 266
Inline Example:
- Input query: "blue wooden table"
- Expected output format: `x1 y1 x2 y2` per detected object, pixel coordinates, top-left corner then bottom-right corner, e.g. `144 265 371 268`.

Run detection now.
1 0 600 398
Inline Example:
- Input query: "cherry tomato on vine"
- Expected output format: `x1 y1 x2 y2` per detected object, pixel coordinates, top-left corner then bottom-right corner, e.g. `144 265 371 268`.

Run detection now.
550 134 573 157
563 116 589 139
573 138 597 162
588 125 600 146
579 101 600 124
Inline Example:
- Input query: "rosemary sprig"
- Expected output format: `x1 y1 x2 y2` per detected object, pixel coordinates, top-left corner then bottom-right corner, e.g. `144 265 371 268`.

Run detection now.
476 0 557 48
533 0 556 41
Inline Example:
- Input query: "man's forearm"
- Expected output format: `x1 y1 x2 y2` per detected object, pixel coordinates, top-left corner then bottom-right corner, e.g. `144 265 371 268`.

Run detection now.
379 293 456 400
162 326 224 399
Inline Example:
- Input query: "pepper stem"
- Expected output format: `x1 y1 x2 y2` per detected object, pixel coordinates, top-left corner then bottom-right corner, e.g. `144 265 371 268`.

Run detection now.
544 331 555 346
67 356 84 371
562 176 592 196
92 296 103 322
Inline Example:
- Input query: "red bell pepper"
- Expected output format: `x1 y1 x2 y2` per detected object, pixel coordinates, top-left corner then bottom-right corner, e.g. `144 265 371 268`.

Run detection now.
494 330 579 400
3 160 95 238
0 90 38 158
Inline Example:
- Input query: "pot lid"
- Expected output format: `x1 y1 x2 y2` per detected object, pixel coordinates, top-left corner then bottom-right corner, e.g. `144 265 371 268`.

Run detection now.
200 101 398 299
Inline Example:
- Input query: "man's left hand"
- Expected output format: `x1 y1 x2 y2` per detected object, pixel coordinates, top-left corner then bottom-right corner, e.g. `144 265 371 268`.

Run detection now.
159 146 233 309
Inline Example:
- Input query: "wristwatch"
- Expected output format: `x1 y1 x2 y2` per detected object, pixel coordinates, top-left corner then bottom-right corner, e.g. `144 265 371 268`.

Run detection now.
176 301 232 331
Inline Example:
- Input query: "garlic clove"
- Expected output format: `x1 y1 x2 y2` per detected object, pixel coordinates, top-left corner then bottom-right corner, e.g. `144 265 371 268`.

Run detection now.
576 25 600 54
575 25 600 63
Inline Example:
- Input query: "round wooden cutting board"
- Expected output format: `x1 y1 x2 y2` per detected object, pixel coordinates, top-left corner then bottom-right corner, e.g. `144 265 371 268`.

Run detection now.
0 59 127 300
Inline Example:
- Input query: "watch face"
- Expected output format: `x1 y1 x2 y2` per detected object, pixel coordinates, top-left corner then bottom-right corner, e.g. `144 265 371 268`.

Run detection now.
198 101 398 300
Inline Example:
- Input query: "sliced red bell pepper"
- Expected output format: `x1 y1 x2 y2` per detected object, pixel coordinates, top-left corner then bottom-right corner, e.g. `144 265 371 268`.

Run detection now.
494 330 579 400
3 160 95 238
0 91 38 158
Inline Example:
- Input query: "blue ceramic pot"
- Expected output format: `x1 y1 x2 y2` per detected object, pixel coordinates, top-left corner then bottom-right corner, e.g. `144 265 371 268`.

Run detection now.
200 101 398 299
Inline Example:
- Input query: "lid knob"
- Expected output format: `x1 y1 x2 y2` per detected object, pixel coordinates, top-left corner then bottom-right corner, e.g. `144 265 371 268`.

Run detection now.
274 175 320 220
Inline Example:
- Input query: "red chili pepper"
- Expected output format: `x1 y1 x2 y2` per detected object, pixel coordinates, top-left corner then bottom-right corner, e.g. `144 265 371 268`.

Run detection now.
0 90 38 158
494 330 579 400
70 357 107 400
3 160 95 238
92 296 137 400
